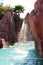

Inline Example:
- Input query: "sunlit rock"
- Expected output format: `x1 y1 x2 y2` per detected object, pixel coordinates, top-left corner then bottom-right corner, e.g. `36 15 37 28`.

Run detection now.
1 39 9 48
29 0 43 57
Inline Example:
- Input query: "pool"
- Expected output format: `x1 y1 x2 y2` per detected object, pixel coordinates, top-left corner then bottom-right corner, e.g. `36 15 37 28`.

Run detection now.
0 41 43 65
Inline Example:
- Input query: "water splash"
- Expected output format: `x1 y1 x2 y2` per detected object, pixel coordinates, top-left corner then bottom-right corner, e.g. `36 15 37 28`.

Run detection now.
18 20 32 42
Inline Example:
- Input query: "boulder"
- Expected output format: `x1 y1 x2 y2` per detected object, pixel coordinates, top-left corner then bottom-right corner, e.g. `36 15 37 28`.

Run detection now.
29 0 43 57
0 9 23 48
0 9 16 47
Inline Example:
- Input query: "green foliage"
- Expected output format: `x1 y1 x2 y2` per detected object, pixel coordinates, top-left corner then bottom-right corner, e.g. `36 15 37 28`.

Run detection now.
0 4 25 18
0 4 11 19
0 3 4 19
13 5 25 16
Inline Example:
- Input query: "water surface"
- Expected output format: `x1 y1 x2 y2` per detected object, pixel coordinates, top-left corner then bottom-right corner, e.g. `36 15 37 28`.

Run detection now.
0 41 43 65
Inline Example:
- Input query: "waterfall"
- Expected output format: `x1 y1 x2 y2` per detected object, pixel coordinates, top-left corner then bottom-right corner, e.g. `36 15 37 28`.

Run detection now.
18 20 30 42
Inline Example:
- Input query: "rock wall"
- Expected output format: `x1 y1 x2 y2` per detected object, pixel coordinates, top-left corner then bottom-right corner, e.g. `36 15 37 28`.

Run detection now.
13 14 22 35
0 9 16 47
0 9 23 48
28 0 43 57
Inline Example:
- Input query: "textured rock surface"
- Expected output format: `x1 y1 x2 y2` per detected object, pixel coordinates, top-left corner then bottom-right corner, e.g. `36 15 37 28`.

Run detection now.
13 14 23 35
0 9 15 46
29 0 43 57
0 9 22 47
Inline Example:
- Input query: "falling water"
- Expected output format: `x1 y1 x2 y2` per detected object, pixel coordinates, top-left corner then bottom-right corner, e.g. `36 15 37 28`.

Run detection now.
18 20 33 42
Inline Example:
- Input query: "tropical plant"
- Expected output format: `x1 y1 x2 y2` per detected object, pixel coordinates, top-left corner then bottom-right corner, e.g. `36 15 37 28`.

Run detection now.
13 5 25 17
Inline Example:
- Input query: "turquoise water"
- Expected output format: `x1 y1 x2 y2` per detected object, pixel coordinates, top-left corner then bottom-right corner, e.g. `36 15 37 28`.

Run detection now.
0 41 43 65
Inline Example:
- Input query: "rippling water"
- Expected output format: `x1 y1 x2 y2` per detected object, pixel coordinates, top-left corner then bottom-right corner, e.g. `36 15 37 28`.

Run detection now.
0 41 43 65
